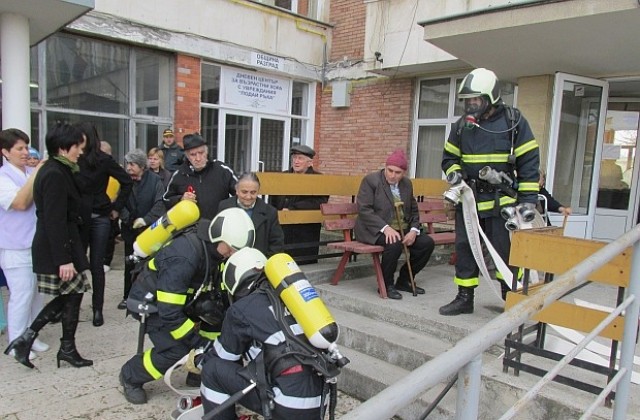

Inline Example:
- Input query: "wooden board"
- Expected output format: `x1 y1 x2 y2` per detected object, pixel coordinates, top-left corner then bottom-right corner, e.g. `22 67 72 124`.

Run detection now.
509 229 632 287
505 287 625 341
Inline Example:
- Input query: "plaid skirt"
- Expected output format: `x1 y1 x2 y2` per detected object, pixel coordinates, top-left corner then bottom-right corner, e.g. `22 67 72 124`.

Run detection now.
37 271 91 296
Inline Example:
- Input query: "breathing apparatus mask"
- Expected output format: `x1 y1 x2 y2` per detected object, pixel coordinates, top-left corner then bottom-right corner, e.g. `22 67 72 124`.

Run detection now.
458 68 501 130
183 289 227 328
462 96 490 129
443 171 465 205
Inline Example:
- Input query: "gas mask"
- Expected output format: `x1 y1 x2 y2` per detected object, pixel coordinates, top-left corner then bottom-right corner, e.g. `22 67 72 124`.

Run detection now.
463 97 490 128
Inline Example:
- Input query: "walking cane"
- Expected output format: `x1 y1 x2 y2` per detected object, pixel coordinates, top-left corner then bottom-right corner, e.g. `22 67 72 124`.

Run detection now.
393 201 417 296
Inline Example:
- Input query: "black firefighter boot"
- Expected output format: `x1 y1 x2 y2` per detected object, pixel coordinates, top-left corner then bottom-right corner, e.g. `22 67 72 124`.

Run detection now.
439 286 474 316
4 328 38 369
57 294 93 368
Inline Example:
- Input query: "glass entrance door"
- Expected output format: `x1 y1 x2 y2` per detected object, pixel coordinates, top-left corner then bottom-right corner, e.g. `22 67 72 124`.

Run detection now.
219 112 289 174
258 117 287 172
222 112 254 174
547 73 609 239
592 102 639 241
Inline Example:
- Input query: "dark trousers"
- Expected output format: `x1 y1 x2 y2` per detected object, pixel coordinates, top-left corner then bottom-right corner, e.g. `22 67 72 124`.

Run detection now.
454 210 512 287
120 314 191 386
121 224 144 300
201 357 323 420
374 230 435 288
86 215 111 311
104 218 120 267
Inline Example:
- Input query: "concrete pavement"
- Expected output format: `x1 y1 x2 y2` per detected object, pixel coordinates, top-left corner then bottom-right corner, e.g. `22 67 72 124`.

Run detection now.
0 255 363 420
1 248 638 419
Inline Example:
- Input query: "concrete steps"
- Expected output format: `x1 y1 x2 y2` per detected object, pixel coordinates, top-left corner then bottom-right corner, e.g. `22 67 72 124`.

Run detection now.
308 271 627 419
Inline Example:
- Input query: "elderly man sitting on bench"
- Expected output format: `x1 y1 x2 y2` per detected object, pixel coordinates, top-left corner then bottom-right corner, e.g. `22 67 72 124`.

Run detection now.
354 150 435 300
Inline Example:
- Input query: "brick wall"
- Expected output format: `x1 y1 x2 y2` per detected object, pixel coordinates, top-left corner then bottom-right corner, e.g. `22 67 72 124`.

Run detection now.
174 54 201 146
318 78 415 176
329 0 366 61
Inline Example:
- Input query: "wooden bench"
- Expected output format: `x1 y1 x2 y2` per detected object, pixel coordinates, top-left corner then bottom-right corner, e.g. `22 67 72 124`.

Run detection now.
418 199 456 265
417 199 455 246
320 202 387 299
259 172 449 264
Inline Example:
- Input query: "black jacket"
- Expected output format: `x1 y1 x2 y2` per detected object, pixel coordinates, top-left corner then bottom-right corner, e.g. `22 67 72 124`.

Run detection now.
120 170 166 227
160 143 185 172
163 160 237 220
442 104 540 217
129 231 222 347
269 167 328 211
218 197 284 257
32 159 89 274
76 151 133 216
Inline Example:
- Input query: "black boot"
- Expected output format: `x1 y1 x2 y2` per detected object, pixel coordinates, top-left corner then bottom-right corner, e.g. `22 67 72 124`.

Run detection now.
57 339 93 368
439 286 474 316
4 328 38 369
57 293 92 368
120 371 148 404
93 309 104 327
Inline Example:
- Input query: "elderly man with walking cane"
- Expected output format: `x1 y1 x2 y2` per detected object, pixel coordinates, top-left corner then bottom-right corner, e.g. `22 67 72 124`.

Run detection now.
354 150 435 299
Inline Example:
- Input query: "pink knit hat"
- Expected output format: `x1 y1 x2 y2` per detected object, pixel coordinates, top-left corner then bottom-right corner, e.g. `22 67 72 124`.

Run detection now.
385 149 408 170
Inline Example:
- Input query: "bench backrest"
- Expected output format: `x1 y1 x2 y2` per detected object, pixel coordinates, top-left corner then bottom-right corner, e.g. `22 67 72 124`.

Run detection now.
417 199 451 234
320 203 358 242
259 172 448 225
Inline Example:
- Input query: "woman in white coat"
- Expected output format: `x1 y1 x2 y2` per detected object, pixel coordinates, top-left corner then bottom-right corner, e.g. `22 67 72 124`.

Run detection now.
0 129 48 359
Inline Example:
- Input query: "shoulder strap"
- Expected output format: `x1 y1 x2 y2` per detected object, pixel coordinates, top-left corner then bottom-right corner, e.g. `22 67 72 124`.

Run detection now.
262 284 341 380
504 105 521 168
185 232 211 298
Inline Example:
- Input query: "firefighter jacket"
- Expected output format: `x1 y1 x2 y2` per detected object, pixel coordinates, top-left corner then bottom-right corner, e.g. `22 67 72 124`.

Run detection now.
201 286 324 405
442 104 540 217
163 159 237 220
129 231 223 347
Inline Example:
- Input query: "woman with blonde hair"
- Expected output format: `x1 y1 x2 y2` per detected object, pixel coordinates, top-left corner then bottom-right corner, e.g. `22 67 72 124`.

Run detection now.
147 147 172 189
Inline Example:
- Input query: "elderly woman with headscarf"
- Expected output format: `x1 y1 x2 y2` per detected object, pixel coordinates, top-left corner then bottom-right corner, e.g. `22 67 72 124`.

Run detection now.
117 149 166 310
5 123 92 369
0 129 48 362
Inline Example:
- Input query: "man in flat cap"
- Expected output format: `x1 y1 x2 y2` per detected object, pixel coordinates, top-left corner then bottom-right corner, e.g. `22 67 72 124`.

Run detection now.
163 133 237 220
270 144 328 264
159 128 184 172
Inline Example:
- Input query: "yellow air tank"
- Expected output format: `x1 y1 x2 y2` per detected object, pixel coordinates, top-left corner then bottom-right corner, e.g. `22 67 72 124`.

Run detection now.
265 253 338 350
105 176 120 202
132 200 200 258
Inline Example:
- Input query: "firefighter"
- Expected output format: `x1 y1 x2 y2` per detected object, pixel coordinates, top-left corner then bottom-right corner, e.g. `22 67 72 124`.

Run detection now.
119 208 255 404
439 68 540 316
197 248 326 420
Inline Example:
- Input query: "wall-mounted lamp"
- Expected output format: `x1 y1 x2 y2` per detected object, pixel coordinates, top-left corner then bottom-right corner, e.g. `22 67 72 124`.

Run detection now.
374 52 383 64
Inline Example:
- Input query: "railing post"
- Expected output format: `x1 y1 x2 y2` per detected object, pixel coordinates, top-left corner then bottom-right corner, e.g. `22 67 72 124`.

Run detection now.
612 239 640 419
456 353 482 420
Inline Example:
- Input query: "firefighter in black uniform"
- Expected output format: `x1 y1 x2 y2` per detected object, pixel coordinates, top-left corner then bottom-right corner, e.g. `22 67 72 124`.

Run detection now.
198 247 325 419
119 208 256 404
439 68 540 316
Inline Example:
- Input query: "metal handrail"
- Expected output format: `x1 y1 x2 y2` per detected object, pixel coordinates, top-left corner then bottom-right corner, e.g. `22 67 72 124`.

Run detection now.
341 224 640 420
